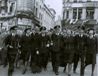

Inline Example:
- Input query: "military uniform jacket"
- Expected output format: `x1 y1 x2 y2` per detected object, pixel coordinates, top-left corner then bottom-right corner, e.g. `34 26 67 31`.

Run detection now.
20 34 31 50
4 34 19 55
78 35 87 50
33 33 41 49
51 33 61 52
64 36 75 53
86 36 97 53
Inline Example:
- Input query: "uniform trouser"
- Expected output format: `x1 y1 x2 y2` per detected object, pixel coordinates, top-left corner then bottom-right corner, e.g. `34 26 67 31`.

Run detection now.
51 51 60 73
40 48 49 69
31 48 42 73
80 50 85 76
73 52 80 72
8 54 16 76
85 51 96 76
0 51 2 64
41 53 49 69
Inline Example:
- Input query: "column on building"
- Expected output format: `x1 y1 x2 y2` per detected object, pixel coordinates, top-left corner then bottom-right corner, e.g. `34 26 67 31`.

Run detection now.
62 8 66 19
82 8 86 20
76 8 79 19
69 9 73 19
7 2 10 13
64 9 67 19
13 2 16 15
94 8 98 22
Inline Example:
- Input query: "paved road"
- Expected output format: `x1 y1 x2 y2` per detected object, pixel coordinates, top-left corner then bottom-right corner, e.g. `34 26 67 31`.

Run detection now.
0 54 97 76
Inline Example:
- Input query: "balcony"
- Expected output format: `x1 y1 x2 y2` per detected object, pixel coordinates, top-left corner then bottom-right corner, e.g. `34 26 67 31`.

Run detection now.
64 1 98 8
0 13 15 19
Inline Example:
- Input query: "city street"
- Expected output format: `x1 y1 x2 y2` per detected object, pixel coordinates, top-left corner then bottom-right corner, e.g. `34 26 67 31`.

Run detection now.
0 55 97 76
0 0 98 76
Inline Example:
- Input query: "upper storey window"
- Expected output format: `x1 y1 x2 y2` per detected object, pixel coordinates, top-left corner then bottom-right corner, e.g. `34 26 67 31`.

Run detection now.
86 7 94 19
87 0 91 2
73 0 78 2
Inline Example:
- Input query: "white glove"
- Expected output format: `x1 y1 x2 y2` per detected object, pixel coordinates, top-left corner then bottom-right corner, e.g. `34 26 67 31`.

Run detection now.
36 50 39 55
50 42 53 46
0 47 2 50
46 44 50 47
0 47 2 51
18 50 21 54
18 45 21 48
9 45 13 48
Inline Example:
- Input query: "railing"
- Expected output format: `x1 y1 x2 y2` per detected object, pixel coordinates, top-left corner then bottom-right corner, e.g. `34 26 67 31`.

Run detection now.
64 1 98 8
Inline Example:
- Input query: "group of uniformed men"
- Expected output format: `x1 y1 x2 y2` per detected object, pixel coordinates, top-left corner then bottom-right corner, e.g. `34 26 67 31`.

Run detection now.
0 25 97 76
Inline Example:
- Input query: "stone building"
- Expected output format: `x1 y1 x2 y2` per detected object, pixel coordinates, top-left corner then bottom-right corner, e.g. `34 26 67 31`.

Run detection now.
42 4 56 30
63 0 98 21
0 0 56 32
62 0 98 32
0 0 16 31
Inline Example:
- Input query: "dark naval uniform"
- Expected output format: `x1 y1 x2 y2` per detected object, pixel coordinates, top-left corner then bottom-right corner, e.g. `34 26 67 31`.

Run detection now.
4 34 19 76
64 35 75 64
30 33 42 73
79 35 87 76
51 33 61 75
40 34 50 70
73 34 80 73
85 36 97 76
20 33 31 74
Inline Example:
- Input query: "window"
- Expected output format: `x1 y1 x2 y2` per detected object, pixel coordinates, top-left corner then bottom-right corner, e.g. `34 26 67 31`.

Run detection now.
39 13 41 19
35 7 38 16
78 9 82 19
86 7 94 19
66 0 70 2
0 8 1 13
66 11 69 19
5 0 8 6
73 8 77 19
79 0 82 2
41 14 43 20
5 6 8 13
40 5 41 9
0 1 1 6
9 3 14 14
73 0 78 2
0 23 3 29
87 0 91 2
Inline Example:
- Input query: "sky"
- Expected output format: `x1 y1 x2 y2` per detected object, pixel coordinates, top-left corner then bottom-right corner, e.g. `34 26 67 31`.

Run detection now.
45 0 62 19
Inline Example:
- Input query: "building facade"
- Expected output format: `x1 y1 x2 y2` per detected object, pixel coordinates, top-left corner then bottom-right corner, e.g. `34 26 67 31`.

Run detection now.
63 0 98 21
62 0 98 32
16 0 34 28
0 0 17 31
42 4 56 30
33 0 56 30
0 0 56 32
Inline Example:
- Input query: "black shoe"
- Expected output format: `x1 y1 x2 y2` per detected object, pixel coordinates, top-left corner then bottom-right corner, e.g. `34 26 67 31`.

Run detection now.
68 74 71 76
73 71 76 74
55 72 59 75
22 69 26 74
8 72 12 76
